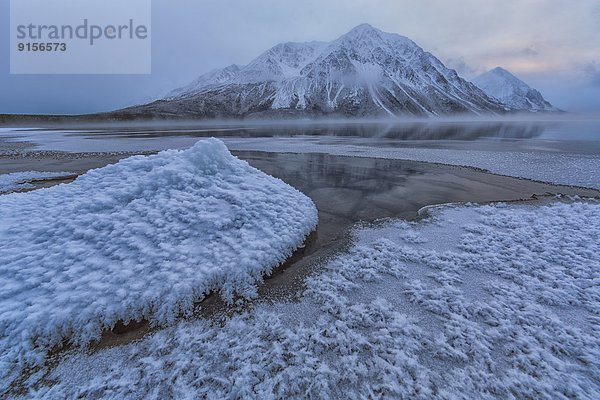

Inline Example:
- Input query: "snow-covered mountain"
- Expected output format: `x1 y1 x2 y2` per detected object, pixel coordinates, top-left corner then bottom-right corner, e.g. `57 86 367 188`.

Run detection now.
472 67 558 112
119 24 508 118
167 64 243 99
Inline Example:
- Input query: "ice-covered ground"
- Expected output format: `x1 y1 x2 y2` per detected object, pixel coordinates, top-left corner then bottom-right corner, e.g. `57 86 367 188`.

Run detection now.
223 137 600 189
26 201 600 399
0 139 317 393
0 171 74 194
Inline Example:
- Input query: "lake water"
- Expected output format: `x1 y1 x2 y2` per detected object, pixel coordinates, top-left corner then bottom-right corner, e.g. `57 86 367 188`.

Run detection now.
2 119 600 186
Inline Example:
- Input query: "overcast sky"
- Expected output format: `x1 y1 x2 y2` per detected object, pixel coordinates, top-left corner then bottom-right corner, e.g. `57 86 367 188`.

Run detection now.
2 0 600 114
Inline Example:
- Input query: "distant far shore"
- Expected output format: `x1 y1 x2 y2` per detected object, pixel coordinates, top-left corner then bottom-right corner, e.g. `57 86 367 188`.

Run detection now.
1 111 591 129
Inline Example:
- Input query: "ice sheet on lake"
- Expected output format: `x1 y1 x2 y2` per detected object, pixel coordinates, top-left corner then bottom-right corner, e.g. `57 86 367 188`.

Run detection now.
31 201 600 399
0 128 200 153
0 171 74 194
0 138 317 392
223 137 600 189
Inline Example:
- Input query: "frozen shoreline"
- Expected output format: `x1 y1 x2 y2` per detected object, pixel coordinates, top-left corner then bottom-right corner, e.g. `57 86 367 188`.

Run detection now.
2 124 599 397
26 200 600 399
0 171 76 194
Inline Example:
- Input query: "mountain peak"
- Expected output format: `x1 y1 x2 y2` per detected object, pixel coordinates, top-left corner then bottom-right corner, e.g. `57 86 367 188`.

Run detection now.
473 67 557 112
342 23 404 43
490 66 510 74
336 23 419 51
347 23 380 35
488 67 521 82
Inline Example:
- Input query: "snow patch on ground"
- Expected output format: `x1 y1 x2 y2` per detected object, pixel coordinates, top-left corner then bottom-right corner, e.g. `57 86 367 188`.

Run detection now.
223 137 600 189
29 201 600 399
0 171 74 194
0 138 317 392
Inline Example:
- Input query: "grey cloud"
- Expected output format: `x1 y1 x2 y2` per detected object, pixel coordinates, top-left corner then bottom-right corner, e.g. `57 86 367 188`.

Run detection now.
580 62 600 86
485 46 540 59
519 47 539 57
443 57 482 79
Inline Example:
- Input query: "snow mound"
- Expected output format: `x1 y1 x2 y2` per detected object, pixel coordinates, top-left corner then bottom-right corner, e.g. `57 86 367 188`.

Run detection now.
0 138 317 391
33 201 600 399
0 171 74 194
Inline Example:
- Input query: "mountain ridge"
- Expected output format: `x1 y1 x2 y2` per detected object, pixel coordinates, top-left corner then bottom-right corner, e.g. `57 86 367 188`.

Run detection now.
114 24 554 119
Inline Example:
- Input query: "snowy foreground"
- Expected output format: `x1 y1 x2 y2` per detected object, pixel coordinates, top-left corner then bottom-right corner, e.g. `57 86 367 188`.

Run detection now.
27 201 600 399
0 139 317 392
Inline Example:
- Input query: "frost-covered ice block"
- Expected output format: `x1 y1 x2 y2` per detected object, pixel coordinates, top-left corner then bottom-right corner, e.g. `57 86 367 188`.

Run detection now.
0 138 317 390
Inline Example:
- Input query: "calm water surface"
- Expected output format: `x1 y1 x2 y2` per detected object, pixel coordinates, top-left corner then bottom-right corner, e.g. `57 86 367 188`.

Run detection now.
2 120 600 154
